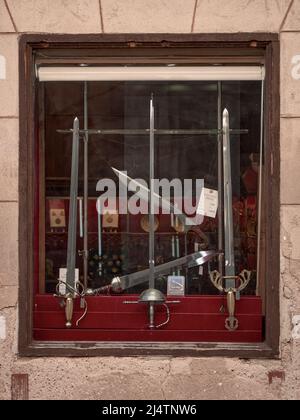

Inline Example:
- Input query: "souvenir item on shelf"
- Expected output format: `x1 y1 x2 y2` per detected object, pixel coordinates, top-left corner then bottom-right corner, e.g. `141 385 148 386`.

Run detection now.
87 248 123 288
242 154 259 194
171 215 185 233
243 196 258 272
49 199 66 229
246 237 257 270
103 211 119 229
242 167 258 194
45 258 55 281
140 215 159 233
245 196 257 237
233 199 245 232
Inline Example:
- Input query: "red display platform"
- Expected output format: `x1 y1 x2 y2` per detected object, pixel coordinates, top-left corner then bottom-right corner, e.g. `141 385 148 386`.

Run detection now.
33 295 263 343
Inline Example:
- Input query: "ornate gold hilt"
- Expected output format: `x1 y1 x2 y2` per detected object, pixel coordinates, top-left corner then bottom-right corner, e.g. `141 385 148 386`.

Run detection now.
209 270 251 331
54 280 87 329
64 293 74 328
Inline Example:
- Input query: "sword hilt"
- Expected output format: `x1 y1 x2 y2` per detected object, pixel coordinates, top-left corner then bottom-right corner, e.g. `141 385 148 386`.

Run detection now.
209 270 251 331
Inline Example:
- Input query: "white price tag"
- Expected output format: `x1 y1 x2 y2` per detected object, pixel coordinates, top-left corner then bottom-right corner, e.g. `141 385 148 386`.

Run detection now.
197 188 218 219
167 276 185 296
58 268 79 295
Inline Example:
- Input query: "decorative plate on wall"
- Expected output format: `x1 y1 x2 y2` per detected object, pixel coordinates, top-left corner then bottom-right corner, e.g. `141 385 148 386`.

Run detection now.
140 215 159 232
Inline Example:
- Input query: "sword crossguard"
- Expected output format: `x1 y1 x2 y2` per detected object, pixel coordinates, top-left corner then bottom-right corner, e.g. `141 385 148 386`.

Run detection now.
123 297 180 330
54 280 87 328
209 270 251 332
209 269 251 293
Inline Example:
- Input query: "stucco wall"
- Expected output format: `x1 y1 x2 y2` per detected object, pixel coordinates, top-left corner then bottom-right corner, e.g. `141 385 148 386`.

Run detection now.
0 0 300 400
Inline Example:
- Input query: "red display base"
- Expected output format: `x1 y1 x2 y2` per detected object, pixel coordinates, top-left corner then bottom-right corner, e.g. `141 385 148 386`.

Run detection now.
33 295 263 343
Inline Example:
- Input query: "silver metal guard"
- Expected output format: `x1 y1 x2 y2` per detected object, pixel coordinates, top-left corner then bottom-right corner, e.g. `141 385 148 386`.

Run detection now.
123 289 180 329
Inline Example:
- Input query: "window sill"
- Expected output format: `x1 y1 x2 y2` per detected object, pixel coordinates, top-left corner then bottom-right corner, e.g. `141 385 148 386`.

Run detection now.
19 340 278 359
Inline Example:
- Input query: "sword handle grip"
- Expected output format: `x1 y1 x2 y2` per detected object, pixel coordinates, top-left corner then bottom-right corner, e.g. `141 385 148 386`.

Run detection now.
227 290 235 318
65 294 74 328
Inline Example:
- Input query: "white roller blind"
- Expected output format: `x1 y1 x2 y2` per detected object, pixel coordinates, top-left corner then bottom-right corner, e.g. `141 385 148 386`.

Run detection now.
38 66 265 82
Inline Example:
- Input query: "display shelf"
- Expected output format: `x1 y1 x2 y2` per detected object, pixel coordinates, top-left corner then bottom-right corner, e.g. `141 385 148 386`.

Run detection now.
46 231 206 236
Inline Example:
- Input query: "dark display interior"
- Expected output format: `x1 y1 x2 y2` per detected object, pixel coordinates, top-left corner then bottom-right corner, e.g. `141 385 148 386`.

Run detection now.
41 80 262 296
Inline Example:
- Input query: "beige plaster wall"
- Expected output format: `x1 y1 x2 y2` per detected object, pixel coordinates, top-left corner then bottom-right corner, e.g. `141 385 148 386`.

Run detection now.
0 0 299 400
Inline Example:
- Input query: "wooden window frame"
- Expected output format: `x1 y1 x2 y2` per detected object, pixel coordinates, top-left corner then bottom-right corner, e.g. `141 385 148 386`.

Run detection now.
18 33 280 358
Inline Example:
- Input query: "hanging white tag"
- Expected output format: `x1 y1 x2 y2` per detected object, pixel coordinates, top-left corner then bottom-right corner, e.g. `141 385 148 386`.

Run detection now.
58 268 79 295
197 188 218 219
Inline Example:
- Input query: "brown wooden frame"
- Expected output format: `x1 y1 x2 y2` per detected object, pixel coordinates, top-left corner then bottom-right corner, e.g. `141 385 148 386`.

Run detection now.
18 33 280 358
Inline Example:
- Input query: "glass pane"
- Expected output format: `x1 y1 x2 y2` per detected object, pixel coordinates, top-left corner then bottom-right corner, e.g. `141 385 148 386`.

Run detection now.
44 82 84 293
87 82 150 292
152 82 219 295
42 77 262 297
221 81 262 295
151 81 262 296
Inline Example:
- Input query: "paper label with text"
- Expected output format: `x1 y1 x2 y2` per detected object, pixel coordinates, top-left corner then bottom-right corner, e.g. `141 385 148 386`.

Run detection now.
197 188 218 218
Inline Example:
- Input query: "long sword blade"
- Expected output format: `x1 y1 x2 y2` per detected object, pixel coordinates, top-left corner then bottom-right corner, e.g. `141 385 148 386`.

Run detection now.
83 82 89 289
149 94 155 289
66 117 80 293
223 109 236 289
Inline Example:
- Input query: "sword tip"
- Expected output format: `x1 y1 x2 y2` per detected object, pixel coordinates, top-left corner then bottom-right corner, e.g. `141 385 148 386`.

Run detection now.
111 166 119 175
73 117 79 128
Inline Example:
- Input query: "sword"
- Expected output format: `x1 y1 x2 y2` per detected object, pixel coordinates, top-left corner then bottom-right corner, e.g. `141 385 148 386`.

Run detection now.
209 109 252 330
223 109 236 290
59 117 80 328
66 117 80 293
87 250 219 294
